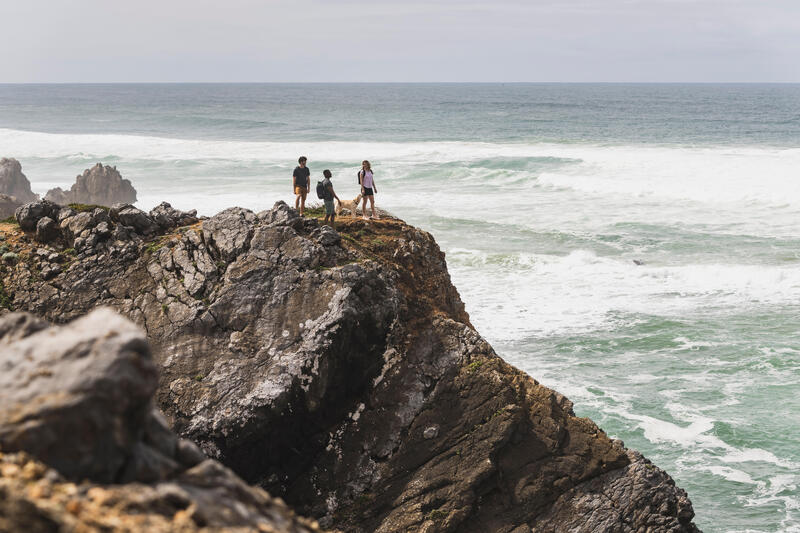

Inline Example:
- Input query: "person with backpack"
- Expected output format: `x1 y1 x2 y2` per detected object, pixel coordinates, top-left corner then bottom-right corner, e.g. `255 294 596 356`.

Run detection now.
319 169 341 228
358 160 378 220
293 156 311 216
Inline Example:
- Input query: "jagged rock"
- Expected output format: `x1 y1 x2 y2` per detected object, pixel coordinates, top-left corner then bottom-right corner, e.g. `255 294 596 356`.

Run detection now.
35 216 59 243
0 158 37 204
149 201 199 230
111 203 158 235
14 200 61 232
0 201 700 532
0 309 323 533
0 309 161 482
0 194 21 219
44 163 137 206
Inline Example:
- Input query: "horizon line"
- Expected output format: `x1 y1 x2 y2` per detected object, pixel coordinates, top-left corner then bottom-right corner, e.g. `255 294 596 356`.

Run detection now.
2 81 800 85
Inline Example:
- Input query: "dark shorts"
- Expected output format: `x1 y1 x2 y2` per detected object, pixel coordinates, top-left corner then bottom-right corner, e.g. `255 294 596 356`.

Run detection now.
362 187 374 196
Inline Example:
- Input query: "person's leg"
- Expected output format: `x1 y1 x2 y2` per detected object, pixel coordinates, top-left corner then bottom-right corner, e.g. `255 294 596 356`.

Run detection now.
299 189 307 215
330 212 336 230
295 189 300 210
361 196 368 219
369 195 376 218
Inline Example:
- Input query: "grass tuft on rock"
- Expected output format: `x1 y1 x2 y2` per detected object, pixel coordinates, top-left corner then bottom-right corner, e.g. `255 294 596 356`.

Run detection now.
68 203 110 213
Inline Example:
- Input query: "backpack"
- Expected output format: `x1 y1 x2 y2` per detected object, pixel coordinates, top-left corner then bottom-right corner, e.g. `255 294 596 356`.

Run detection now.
316 181 326 199
357 170 363 184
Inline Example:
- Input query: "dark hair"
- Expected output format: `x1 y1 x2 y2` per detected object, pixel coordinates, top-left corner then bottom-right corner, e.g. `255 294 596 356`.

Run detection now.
298 156 307 164
323 169 332 178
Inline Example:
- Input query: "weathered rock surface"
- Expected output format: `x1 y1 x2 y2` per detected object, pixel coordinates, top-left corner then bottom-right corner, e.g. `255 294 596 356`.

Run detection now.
0 309 322 532
0 194 21 219
45 162 137 206
0 201 701 532
0 158 38 204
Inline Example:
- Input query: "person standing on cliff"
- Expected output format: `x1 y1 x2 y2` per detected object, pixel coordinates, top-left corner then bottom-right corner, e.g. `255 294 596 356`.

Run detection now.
322 169 342 229
358 160 378 220
293 156 311 216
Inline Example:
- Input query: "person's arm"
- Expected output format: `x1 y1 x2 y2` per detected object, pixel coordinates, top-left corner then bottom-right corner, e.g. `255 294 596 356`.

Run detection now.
306 172 310 190
330 185 340 203
372 175 377 193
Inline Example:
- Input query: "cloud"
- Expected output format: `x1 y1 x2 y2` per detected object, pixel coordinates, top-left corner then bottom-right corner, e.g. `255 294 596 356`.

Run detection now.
1 0 798 81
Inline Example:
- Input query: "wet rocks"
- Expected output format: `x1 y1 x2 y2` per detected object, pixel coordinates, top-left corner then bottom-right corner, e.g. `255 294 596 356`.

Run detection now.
45 163 137 206
0 158 37 204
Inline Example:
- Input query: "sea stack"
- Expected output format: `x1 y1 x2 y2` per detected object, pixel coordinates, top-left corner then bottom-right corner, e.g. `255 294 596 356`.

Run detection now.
0 157 38 208
45 163 137 206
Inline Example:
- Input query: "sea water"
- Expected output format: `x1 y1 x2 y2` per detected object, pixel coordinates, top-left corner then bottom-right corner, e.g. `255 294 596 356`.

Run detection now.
1 83 799 532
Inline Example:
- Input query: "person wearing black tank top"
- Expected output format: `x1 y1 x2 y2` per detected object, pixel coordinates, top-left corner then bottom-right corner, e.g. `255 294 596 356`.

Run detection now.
293 156 310 216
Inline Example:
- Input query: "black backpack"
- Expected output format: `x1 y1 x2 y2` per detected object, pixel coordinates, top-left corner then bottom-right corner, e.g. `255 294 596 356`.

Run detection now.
316 181 326 199
357 170 363 184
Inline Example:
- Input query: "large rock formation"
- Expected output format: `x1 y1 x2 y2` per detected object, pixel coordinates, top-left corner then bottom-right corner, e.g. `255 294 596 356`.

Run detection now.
0 194 21 219
0 309 322 532
0 201 700 532
0 158 37 205
45 163 137 206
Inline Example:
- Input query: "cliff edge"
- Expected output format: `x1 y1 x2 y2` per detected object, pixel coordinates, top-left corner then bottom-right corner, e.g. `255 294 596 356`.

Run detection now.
0 200 700 532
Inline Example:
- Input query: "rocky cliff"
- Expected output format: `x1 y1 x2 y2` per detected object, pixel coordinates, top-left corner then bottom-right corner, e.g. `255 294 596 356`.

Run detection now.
0 199 700 532
45 163 137 206
0 308 322 532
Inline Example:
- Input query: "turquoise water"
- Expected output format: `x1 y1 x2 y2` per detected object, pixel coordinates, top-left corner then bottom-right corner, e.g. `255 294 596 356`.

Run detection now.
1 83 799 532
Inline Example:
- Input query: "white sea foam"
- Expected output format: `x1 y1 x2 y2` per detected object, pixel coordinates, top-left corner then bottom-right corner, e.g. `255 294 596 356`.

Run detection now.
449 248 800 338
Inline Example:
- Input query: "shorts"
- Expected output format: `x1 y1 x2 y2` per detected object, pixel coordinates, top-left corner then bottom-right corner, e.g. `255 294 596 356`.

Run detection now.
324 198 335 215
362 187 374 196
295 186 307 195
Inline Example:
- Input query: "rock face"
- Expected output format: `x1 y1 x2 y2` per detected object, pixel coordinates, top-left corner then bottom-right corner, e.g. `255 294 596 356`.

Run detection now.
45 163 137 206
0 201 700 532
0 158 37 205
0 309 322 532
0 194 21 219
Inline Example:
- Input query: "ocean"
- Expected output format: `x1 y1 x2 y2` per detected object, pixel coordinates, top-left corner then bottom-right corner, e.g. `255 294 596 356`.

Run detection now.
1 83 799 532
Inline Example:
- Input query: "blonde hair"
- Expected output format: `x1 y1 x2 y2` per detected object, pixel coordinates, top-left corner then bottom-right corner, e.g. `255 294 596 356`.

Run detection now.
362 160 371 171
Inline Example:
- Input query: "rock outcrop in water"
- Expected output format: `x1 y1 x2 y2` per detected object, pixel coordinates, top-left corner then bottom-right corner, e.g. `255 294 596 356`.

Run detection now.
0 199 700 532
0 308 322 532
0 194 21 219
45 163 137 206
0 158 38 210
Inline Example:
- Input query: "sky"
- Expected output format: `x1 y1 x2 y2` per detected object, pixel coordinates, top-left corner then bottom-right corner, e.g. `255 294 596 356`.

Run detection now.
2 0 799 83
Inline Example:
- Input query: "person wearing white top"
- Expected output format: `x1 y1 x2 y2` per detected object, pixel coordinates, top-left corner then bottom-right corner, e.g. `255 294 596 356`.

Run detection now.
358 160 378 220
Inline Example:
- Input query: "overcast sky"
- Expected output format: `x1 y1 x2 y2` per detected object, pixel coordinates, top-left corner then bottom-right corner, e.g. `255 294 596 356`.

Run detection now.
2 0 798 82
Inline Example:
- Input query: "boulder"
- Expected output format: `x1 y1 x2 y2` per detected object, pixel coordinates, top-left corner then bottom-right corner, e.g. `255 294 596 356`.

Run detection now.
0 309 323 532
149 201 199 230
14 200 61 232
35 216 59 243
111 203 158 235
44 163 137 206
0 158 37 204
0 309 161 483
